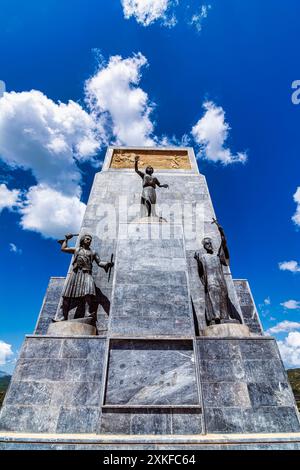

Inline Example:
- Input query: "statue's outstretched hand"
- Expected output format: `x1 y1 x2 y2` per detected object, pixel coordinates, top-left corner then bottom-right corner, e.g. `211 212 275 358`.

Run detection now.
104 262 114 273
135 155 140 162
65 233 74 240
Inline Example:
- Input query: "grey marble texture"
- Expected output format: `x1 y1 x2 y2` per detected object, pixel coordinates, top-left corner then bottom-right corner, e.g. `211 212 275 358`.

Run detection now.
0 337 106 434
109 226 194 337
34 277 65 335
233 280 263 335
105 340 199 406
100 408 203 435
197 338 300 434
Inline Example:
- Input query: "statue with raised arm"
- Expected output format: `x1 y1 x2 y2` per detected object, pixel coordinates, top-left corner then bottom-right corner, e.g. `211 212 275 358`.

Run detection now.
194 219 241 326
54 233 114 324
134 155 169 217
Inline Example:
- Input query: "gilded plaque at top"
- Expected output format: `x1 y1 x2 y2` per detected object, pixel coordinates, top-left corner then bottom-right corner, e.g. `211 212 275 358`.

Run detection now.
110 149 191 170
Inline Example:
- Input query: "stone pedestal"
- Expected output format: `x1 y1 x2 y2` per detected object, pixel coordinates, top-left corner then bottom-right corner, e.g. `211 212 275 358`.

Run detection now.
203 323 251 338
47 320 97 337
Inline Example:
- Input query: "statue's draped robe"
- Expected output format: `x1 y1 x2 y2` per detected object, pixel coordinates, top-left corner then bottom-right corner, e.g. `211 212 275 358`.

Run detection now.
62 248 100 298
200 252 230 324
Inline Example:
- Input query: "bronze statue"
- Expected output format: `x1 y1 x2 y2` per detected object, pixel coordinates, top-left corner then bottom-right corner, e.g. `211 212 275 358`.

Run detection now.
134 155 169 217
54 233 114 324
194 219 241 326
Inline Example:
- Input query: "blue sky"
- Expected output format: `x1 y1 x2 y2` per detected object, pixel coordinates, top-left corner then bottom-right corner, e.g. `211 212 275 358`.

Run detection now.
1 0 300 372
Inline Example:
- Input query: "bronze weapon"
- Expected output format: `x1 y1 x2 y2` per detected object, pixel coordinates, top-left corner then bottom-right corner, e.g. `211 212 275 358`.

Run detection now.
108 254 114 282
57 234 79 245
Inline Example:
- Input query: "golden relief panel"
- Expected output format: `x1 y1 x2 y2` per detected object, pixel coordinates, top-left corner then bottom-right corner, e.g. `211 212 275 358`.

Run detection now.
110 149 191 170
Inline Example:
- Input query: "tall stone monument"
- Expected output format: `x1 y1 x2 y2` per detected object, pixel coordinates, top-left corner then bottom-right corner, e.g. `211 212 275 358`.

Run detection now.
1 147 300 450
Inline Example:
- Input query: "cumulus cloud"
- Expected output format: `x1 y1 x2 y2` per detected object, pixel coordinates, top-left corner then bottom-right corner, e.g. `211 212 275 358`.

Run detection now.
121 0 174 27
277 332 300 368
19 185 86 239
0 341 13 366
267 321 300 335
264 297 271 305
190 4 211 32
279 260 300 273
9 243 22 255
0 90 101 194
292 187 300 226
0 183 20 212
281 300 300 310
0 89 103 238
191 101 247 165
86 53 157 147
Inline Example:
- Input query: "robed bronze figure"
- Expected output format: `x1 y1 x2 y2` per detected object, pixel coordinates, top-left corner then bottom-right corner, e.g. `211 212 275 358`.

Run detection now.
194 219 241 326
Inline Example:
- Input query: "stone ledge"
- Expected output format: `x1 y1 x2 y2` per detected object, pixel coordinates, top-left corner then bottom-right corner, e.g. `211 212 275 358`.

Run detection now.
0 432 300 444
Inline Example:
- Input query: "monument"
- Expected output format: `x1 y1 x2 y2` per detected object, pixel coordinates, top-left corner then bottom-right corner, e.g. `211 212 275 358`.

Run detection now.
0 146 300 450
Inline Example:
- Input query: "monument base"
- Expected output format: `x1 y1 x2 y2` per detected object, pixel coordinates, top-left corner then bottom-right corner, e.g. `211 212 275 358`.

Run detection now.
47 319 97 336
1 431 300 450
203 323 251 338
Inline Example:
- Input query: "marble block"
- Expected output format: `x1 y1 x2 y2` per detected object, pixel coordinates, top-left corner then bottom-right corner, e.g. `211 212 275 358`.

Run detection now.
105 339 199 406
203 323 251 338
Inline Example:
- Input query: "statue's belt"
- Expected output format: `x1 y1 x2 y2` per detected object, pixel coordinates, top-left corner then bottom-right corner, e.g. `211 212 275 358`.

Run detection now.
72 268 92 274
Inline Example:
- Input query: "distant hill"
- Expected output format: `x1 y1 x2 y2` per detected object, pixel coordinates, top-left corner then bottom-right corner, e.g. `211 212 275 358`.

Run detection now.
287 368 300 411
0 372 11 408
0 371 10 378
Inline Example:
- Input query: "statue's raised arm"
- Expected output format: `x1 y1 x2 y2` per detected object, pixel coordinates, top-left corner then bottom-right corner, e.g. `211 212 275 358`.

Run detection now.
58 233 77 254
134 155 144 179
212 218 230 264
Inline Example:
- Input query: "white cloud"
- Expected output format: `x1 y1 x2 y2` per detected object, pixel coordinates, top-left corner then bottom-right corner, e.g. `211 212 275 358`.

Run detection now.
19 184 86 239
279 260 300 273
0 183 20 212
277 332 300 368
86 53 157 147
292 187 300 226
0 90 103 238
0 341 13 366
0 90 101 194
191 101 247 165
281 300 300 310
267 321 300 335
190 4 211 32
9 243 22 255
264 297 271 305
121 0 174 27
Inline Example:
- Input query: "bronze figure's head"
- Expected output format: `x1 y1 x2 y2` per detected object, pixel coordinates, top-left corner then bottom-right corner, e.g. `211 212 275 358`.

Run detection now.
202 237 214 254
80 234 93 248
145 166 154 175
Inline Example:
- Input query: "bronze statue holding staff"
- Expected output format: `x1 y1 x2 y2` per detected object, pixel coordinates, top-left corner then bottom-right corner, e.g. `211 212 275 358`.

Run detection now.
134 155 169 217
54 233 114 324
194 219 241 326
